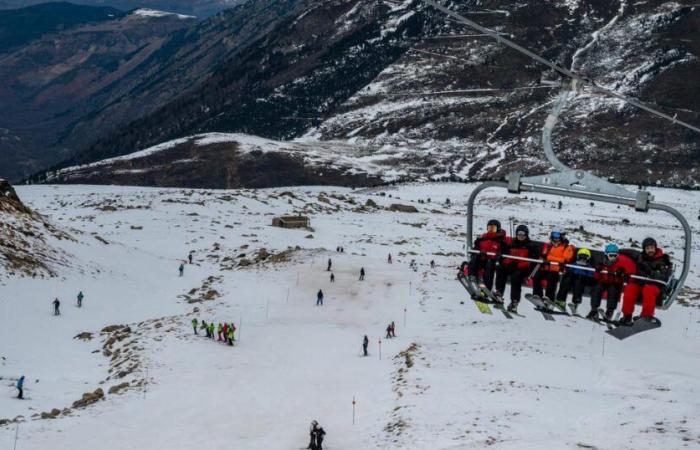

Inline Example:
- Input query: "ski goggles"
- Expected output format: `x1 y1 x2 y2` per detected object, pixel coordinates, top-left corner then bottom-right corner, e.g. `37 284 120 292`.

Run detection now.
516 231 528 237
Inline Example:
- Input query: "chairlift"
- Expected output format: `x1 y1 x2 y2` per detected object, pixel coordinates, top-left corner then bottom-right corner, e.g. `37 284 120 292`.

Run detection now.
418 0 693 309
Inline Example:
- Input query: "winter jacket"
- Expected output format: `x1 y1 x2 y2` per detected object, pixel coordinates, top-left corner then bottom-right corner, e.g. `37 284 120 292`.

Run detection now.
595 253 636 285
191 318 198 327
636 248 672 282
17 377 24 389
568 259 595 278
501 237 538 270
542 240 575 272
473 230 508 260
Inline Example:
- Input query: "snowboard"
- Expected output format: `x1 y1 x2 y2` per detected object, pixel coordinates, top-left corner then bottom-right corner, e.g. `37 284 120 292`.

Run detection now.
606 317 662 340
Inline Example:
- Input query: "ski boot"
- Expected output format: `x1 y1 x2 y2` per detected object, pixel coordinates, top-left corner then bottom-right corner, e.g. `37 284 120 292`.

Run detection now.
569 302 579 315
585 310 598 320
618 315 633 326
507 301 518 313
604 309 615 322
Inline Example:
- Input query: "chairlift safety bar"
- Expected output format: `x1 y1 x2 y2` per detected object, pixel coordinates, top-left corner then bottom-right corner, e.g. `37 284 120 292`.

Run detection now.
466 249 669 286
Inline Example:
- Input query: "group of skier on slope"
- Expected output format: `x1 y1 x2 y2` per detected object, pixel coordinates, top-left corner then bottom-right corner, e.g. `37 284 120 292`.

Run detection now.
51 291 85 315
191 318 236 345
463 219 672 324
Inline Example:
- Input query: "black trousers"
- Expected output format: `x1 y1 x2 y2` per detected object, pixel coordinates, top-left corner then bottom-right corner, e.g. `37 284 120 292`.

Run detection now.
532 270 560 300
17 387 23 399
363 344 368 356
556 274 598 304
494 265 528 302
590 283 622 312
468 257 498 290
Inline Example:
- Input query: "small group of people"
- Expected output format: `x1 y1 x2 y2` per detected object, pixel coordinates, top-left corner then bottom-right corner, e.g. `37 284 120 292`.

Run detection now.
466 219 672 324
192 318 236 345
307 420 326 450
52 291 85 315
385 321 397 339
335 246 345 253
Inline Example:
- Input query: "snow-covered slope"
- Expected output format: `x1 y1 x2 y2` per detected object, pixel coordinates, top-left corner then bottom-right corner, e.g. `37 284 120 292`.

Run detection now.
0 182 698 449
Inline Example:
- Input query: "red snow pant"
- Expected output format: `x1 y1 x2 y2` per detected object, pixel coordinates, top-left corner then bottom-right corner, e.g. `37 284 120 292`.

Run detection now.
622 282 661 318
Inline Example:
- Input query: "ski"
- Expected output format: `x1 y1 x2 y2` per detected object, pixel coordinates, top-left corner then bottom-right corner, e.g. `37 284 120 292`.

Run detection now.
458 276 492 315
478 286 513 319
541 296 568 314
606 317 662 340
524 294 555 321
567 303 580 317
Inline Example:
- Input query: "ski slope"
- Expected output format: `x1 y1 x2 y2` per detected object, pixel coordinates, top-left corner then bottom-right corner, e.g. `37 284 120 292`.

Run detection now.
1 183 699 449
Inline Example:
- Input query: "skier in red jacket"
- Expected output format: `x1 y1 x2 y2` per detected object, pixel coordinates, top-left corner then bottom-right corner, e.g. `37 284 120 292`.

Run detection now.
494 224 539 312
468 219 508 291
620 238 671 325
588 243 636 321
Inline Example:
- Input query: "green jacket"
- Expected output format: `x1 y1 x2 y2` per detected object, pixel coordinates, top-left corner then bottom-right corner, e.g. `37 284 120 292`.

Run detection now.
217 323 223 333
192 318 198 327
208 324 214 333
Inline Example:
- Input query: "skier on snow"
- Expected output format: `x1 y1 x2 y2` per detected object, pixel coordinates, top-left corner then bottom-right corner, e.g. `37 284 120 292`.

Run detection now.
327 258 332 271
53 298 60 316
554 248 597 314
359 267 365 281
532 231 574 301
16 375 25 399
387 253 392 264
179 263 184 277
468 219 508 292
330 273 335 283
493 224 538 312
192 318 199 335
77 291 84 308
200 320 209 337
217 323 223 341
188 253 193 264
619 237 671 325
317 289 324 306
588 243 636 321
208 323 215 339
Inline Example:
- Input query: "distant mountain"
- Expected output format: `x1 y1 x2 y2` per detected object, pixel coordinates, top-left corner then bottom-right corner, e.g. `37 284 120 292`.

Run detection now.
3 1 699 187
0 2 124 53
0 4 196 179
0 0 246 18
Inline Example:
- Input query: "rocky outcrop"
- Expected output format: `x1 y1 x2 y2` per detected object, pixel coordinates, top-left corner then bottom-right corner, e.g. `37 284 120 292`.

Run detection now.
71 388 104 409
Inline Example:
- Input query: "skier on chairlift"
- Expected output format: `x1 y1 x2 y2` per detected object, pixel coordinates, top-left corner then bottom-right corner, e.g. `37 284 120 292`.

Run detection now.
468 219 508 292
532 230 574 302
619 238 671 325
493 224 538 313
555 248 597 314
588 243 636 321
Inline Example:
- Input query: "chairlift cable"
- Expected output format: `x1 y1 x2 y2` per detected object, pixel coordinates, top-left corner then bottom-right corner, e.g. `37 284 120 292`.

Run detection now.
421 0 700 134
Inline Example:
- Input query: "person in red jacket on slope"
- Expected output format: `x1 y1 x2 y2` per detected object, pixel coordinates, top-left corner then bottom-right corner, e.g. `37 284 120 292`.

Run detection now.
619 237 671 325
468 219 508 291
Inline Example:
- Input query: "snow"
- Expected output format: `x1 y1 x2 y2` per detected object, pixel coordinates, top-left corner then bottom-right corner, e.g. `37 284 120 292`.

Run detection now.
0 182 699 449
131 8 196 20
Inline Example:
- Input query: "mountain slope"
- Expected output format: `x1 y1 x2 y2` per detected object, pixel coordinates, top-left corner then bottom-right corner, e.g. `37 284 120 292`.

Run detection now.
0 2 125 53
0 0 246 18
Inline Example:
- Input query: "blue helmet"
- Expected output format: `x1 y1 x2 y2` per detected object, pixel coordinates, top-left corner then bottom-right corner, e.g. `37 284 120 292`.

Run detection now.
604 243 619 254
550 231 562 240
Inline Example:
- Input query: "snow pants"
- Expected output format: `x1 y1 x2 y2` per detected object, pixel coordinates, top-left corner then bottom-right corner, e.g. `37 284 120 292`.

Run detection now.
363 344 368 356
494 265 528 302
556 274 597 304
532 270 559 300
622 282 661 318
17 387 23 399
590 282 622 313
468 257 497 290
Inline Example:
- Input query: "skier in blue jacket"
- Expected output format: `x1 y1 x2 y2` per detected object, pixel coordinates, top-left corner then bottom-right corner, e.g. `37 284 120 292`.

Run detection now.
555 248 598 314
16 375 25 399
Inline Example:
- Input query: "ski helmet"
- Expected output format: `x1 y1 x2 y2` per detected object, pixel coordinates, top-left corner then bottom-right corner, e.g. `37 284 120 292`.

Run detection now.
487 219 501 231
577 248 591 259
515 224 529 236
550 231 562 240
642 237 657 249
604 243 619 254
